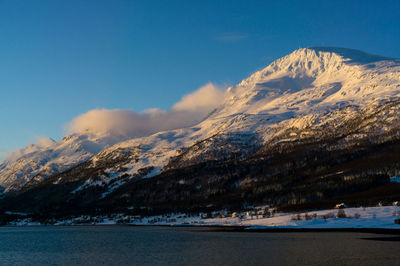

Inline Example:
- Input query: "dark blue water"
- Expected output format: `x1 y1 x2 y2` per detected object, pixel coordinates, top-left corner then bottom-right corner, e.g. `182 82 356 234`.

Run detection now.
0 226 399 265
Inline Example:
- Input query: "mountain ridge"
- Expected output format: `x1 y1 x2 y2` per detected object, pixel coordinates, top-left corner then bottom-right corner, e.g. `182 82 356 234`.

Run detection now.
2 47 400 191
2 47 400 220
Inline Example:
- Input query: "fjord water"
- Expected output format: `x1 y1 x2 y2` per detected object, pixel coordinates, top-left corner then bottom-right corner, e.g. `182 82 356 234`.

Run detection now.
0 226 399 265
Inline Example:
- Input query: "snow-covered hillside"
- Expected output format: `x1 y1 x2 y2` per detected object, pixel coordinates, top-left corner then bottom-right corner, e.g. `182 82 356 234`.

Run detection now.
214 47 400 124
70 47 400 189
0 132 131 192
2 47 400 195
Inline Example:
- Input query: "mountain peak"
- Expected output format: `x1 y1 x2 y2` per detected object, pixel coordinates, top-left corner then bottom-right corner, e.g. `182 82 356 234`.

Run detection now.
274 47 396 72
306 47 395 64
220 47 400 120
234 47 398 90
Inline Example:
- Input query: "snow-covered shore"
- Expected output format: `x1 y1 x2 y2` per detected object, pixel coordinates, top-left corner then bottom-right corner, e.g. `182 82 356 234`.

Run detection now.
129 206 400 230
6 205 400 229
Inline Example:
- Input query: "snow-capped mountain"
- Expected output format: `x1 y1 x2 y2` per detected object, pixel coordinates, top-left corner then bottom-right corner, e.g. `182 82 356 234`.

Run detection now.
0 131 131 192
69 47 400 184
2 47 400 218
218 47 399 118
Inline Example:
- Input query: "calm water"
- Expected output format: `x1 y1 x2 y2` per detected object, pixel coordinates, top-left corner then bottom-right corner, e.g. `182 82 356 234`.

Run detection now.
0 226 399 265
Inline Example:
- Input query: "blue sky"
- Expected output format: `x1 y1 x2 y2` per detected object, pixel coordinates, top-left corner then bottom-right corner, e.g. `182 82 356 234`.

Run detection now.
1 0 400 159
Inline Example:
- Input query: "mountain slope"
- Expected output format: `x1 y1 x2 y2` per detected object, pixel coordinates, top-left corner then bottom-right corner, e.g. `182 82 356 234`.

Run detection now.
0 132 131 192
2 47 400 219
84 46 400 179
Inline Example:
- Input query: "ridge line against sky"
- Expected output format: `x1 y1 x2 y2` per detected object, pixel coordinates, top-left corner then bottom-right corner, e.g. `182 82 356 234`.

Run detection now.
1 0 400 160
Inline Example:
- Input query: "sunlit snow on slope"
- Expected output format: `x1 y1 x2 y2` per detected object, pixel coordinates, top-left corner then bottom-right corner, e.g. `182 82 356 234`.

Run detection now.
0 132 131 192
2 47 400 193
81 47 400 191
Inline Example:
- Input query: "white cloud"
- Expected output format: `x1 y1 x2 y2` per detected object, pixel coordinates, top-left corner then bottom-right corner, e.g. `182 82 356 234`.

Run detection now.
172 83 225 112
0 83 226 164
67 83 226 138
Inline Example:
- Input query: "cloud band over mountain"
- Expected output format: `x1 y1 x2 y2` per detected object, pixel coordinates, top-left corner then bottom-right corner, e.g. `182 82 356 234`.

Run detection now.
67 83 225 138
1 83 225 163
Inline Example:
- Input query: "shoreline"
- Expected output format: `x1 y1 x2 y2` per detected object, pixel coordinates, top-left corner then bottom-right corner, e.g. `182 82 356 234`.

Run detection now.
161 224 400 235
2 223 400 235
202 226 400 235
125 223 400 235
3 205 400 229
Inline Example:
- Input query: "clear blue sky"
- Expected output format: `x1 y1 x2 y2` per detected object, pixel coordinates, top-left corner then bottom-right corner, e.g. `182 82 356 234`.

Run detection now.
1 0 400 158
